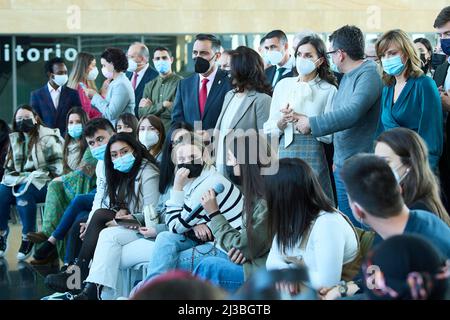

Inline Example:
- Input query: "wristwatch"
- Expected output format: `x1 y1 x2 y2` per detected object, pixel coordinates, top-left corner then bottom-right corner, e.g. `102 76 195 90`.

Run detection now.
338 281 349 298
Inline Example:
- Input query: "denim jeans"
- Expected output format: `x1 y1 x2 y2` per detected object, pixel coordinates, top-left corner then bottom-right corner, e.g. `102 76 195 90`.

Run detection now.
63 214 88 265
52 192 95 240
193 256 244 293
0 183 48 235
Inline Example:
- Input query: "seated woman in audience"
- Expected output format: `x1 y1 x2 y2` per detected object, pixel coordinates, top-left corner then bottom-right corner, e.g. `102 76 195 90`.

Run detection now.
83 47 135 125
192 132 274 293
44 133 160 294
0 105 63 260
265 158 358 294
0 119 11 182
375 127 450 225
263 35 338 202
376 29 443 171
28 109 99 264
138 115 165 163
116 113 138 136
67 52 102 119
132 132 244 294
361 235 449 300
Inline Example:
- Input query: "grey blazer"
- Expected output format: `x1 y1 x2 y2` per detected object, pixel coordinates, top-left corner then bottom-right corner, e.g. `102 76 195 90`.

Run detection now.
213 90 271 172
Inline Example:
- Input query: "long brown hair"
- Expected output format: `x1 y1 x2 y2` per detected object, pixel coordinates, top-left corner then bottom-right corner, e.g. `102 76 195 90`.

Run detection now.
63 107 89 173
376 29 424 86
67 52 98 91
376 128 450 225
11 105 44 153
138 115 166 158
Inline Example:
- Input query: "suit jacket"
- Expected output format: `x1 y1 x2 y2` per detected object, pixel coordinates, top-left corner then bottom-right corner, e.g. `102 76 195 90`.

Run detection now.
265 65 294 89
171 69 232 130
127 66 158 116
433 61 449 88
213 90 271 172
30 84 81 135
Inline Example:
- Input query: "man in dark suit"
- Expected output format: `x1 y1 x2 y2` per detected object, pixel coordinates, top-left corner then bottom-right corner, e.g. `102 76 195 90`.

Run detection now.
434 6 450 211
171 34 232 132
262 30 295 89
126 42 158 117
30 57 81 136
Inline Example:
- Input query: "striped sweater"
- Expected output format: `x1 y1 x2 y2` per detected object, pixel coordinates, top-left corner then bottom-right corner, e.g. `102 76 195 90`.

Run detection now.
165 166 243 236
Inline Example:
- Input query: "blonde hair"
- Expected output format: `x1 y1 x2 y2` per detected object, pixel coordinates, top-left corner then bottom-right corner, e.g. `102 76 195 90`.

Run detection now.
68 52 98 91
376 29 424 86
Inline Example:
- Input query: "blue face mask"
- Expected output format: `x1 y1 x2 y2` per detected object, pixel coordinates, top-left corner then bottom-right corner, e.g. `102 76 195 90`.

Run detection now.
91 143 107 161
113 152 136 173
154 60 171 74
382 55 406 76
67 124 83 139
441 38 450 56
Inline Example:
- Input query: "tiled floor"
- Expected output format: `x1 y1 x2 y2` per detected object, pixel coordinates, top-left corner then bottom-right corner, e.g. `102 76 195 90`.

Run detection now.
0 223 58 300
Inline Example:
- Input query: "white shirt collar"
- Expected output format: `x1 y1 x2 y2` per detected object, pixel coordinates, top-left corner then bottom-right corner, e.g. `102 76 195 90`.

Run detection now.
47 82 62 93
200 66 218 83
136 63 149 77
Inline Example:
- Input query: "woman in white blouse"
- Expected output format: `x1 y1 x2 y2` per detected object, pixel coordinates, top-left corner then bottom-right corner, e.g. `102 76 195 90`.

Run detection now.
265 158 358 294
263 35 337 202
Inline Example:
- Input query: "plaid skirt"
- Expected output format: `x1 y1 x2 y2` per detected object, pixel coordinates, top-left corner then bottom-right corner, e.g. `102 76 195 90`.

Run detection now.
279 134 335 205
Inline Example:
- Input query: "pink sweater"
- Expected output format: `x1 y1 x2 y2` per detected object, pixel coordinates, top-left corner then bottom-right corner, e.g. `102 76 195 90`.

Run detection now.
77 83 102 119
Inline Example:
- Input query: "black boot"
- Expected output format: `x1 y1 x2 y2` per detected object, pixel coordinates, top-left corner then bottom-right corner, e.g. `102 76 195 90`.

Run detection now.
73 282 103 300
44 258 89 293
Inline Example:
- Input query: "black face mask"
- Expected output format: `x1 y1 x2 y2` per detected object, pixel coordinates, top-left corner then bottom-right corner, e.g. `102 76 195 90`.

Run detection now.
178 161 204 178
16 119 35 133
194 56 213 74
431 53 446 71
420 54 429 73
225 165 241 186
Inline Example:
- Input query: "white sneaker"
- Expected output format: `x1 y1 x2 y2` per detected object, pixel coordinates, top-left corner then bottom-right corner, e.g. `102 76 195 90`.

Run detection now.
17 240 34 261
41 292 74 300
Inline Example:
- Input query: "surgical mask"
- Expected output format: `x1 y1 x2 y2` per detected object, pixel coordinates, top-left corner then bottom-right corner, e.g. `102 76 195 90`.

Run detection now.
330 59 339 73
382 55 406 76
113 152 136 173
296 58 317 76
91 143 107 161
392 164 410 184
178 161 204 178
127 59 138 72
139 130 159 149
67 124 83 139
87 67 99 81
53 74 68 87
16 119 35 133
101 67 114 79
265 50 283 66
440 38 450 56
194 56 214 74
225 165 241 186
154 60 171 74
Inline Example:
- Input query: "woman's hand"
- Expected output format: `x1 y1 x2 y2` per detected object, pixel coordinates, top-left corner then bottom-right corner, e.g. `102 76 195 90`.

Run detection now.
228 247 247 265
84 88 98 99
200 189 219 215
276 281 302 296
318 286 341 300
139 227 157 238
79 222 88 240
174 167 191 191
192 224 213 242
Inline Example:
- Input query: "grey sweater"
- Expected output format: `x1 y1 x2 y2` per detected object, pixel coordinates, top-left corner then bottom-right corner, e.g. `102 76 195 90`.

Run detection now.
309 60 382 168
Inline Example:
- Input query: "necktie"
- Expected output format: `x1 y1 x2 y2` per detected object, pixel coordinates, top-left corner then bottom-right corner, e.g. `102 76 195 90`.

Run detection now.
199 78 209 118
132 72 138 90
273 67 286 88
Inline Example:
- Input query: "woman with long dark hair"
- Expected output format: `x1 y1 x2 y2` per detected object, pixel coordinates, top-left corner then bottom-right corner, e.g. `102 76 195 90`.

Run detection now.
116 113 138 136
44 133 160 296
265 158 358 294
138 115 166 162
0 119 11 181
264 35 338 203
62 107 89 173
0 105 63 260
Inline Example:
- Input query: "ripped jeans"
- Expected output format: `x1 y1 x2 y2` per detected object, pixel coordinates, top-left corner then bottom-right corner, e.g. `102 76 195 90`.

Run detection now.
0 183 48 236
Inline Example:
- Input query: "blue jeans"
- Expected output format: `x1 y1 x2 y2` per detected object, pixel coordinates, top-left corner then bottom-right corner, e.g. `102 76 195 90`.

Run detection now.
333 167 361 227
193 256 244 293
52 192 95 240
64 213 88 264
0 183 48 235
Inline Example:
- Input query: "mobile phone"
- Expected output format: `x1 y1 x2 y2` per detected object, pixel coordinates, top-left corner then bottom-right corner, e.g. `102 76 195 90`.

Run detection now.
115 218 141 228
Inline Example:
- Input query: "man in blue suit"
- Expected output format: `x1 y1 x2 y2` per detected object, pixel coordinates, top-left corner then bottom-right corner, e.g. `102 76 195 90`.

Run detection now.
126 42 158 117
30 58 81 136
171 34 232 131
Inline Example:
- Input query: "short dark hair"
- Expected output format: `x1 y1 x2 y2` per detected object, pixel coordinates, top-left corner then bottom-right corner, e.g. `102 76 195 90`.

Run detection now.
259 36 267 46
116 113 138 135
101 47 128 72
329 25 365 61
45 57 65 75
341 154 404 218
264 30 288 45
84 118 115 138
195 34 221 53
434 6 450 28
153 46 172 57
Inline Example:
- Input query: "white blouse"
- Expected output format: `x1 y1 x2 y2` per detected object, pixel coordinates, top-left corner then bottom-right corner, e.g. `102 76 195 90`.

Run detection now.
266 211 358 289
263 75 337 146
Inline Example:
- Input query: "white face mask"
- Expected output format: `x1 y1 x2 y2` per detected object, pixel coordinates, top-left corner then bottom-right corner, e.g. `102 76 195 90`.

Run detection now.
101 66 114 79
296 58 318 76
127 59 138 72
87 67 99 81
265 50 283 66
139 130 159 149
53 74 68 87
